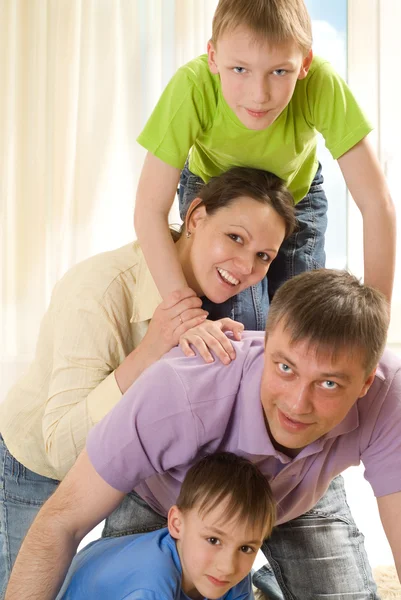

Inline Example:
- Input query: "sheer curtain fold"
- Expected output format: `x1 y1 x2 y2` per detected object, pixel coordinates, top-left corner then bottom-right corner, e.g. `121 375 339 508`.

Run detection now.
0 1 216 399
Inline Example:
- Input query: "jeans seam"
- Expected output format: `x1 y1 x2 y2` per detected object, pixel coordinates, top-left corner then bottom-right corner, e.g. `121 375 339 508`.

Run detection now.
259 545 295 600
0 442 12 588
250 284 263 330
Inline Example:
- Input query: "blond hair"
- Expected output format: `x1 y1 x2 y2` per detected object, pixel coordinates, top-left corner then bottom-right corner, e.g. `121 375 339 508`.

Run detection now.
212 0 312 55
266 270 390 374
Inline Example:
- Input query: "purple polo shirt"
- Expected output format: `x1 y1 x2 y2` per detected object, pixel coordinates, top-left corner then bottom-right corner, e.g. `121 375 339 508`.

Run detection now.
86 332 401 525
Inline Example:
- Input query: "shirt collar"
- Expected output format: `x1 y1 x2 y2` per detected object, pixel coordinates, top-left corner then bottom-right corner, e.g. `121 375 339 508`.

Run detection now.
130 241 162 323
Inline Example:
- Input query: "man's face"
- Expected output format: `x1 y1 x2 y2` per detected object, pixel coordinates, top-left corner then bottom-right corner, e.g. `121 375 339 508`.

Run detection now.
207 26 312 131
168 501 265 599
261 323 376 456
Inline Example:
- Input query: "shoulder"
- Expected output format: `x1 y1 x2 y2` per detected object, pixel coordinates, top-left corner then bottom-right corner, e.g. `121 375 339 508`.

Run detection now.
306 55 342 83
176 54 217 87
174 54 219 108
294 55 345 98
51 242 141 311
357 348 401 434
156 332 266 405
370 348 401 401
72 530 180 599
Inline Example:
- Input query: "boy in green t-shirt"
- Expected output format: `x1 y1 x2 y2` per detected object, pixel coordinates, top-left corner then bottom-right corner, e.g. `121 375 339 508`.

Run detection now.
134 0 395 327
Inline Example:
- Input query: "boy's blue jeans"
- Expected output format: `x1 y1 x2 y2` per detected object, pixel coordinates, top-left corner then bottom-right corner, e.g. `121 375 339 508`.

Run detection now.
179 162 327 330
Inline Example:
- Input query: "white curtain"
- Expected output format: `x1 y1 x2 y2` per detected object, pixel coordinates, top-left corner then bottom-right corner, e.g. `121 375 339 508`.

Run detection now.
0 0 218 400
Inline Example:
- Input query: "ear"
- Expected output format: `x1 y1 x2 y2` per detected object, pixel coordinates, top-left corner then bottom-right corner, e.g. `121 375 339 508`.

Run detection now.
186 198 207 234
297 48 313 80
207 39 219 75
168 505 184 540
358 367 377 398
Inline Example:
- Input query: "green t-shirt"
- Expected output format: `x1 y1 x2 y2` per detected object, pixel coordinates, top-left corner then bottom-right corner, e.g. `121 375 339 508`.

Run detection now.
137 55 372 203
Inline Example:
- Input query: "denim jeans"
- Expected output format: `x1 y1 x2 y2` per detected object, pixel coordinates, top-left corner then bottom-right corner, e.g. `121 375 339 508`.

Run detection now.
179 162 328 328
103 478 379 600
0 434 59 599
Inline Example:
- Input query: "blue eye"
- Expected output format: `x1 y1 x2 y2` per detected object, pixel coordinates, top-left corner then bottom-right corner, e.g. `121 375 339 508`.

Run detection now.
322 380 338 390
273 69 287 76
278 363 292 374
233 67 247 74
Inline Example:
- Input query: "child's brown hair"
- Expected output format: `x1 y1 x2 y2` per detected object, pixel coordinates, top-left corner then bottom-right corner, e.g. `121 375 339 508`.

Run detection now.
176 452 275 539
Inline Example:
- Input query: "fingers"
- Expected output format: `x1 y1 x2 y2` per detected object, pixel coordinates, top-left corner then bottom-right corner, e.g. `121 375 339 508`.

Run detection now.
179 338 196 358
218 317 244 342
175 307 208 329
180 321 237 365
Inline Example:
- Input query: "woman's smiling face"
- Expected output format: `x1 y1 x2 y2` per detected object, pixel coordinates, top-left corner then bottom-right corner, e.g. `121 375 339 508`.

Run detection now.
178 195 286 304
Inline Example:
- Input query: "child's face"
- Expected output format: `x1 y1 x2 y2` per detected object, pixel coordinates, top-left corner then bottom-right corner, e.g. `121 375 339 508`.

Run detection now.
176 195 286 304
207 26 312 131
168 501 266 600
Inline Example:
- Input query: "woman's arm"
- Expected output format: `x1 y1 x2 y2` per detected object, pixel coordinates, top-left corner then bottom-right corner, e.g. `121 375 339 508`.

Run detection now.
42 287 207 479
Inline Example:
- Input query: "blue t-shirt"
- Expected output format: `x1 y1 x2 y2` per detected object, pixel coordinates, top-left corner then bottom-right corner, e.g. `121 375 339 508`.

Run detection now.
57 528 253 600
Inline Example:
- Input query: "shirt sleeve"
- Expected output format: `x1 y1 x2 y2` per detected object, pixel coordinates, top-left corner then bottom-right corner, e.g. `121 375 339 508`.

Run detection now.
305 59 373 159
136 64 207 169
361 367 401 497
86 359 199 493
42 285 126 479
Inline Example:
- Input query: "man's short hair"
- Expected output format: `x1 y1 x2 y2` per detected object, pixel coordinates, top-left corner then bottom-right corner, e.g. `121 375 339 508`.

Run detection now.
266 269 390 374
176 452 275 538
212 0 312 55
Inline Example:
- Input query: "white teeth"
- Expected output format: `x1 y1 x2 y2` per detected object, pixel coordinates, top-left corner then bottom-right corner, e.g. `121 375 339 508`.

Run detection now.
217 267 239 285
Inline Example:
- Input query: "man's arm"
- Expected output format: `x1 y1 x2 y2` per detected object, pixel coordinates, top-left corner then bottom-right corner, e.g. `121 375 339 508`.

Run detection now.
134 152 187 298
5 449 125 600
377 491 401 581
338 136 396 303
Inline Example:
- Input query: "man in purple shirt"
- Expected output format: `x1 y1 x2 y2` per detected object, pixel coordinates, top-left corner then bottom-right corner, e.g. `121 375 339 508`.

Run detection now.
6 270 401 600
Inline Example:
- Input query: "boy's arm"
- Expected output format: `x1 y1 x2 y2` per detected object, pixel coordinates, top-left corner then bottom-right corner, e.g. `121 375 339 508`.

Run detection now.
337 136 396 302
377 491 401 581
134 152 189 298
5 449 125 600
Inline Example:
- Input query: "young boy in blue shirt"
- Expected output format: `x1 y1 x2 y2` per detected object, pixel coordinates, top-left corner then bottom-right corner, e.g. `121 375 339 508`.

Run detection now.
134 0 395 331
57 453 275 599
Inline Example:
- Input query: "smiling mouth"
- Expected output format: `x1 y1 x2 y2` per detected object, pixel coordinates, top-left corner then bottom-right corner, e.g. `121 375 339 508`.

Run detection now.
278 409 312 431
217 267 240 286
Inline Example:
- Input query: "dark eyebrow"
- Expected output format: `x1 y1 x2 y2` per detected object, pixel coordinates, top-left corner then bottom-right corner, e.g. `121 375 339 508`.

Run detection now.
320 371 352 383
271 351 296 368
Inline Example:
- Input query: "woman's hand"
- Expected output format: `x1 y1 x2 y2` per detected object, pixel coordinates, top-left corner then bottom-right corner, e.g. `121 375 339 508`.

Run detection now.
115 288 207 394
141 287 208 360
179 318 244 365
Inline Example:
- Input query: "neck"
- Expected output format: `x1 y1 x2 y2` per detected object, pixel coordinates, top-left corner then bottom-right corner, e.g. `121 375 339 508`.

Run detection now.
175 236 203 296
